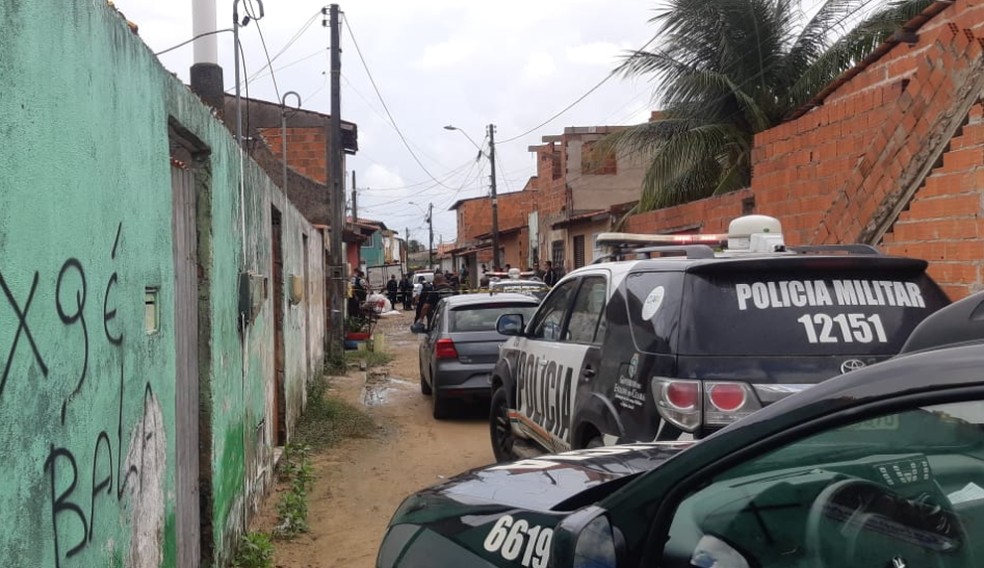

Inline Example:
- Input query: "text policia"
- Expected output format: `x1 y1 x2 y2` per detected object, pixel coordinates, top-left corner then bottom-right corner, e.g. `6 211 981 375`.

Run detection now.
736 279 927 311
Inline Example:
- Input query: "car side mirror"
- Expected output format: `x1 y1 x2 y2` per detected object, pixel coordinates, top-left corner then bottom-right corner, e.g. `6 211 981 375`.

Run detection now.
496 314 525 336
549 506 623 568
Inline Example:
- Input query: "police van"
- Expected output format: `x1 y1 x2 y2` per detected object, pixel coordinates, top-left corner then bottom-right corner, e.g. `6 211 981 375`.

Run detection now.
489 215 949 461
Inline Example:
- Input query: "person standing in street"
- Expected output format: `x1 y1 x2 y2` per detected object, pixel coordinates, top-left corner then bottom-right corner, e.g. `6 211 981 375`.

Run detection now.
542 260 559 287
385 274 399 309
398 274 412 310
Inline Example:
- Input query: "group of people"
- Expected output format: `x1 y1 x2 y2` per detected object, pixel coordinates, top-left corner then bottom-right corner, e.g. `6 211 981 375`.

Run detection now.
475 260 562 288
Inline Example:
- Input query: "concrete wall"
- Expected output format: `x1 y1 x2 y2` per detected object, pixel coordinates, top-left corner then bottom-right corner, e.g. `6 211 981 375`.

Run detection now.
623 0 984 300
0 0 327 565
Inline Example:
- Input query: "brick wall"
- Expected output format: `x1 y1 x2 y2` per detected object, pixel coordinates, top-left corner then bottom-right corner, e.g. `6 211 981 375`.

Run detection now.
623 0 984 299
258 126 327 184
454 190 533 243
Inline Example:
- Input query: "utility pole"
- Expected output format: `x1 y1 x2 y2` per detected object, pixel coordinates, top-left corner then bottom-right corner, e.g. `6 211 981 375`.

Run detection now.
326 3 345 360
351 170 358 221
427 202 434 269
488 123 500 269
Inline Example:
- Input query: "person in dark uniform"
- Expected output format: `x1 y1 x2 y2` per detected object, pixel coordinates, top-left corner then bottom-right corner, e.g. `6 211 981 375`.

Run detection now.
385 274 399 308
398 274 412 310
414 273 453 331
543 261 559 287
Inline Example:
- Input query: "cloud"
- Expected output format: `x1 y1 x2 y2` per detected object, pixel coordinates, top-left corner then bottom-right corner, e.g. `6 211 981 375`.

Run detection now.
414 38 478 70
363 163 406 190
566 41 627 67
524 52 557 79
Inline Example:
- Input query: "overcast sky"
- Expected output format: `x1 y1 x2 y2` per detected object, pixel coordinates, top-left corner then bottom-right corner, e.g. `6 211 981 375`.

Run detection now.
113 0 660 244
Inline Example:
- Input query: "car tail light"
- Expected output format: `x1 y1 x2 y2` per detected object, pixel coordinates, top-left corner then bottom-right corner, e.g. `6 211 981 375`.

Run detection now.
652 378 701 432
435 338 459 360
707 383 745 411
703 381 760 427
652 378 763 434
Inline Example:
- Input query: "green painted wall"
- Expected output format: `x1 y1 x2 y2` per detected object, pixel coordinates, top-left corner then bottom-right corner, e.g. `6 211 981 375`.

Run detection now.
1 0 329 566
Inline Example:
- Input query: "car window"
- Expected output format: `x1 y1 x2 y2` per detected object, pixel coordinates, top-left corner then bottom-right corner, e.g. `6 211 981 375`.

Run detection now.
660 399 984 568
449 304 538 332
566 276 607 344
529 279 578 340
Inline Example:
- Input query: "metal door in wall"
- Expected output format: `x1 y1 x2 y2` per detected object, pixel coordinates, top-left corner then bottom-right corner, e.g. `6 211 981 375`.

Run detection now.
171 162 201 567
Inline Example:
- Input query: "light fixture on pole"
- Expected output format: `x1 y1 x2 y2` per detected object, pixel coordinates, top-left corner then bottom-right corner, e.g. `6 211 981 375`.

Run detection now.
444 124 500 269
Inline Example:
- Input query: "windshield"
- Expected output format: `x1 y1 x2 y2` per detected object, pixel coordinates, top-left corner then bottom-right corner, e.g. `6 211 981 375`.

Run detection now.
449 304 538 332
625 269 949 357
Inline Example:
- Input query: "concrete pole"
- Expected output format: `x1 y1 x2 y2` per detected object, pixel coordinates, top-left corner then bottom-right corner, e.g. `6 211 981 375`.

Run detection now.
327 4 345 359
488 124 501 269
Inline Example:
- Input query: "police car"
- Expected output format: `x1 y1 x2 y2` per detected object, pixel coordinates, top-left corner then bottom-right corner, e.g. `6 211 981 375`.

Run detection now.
378 291 984 568
488 215 949 461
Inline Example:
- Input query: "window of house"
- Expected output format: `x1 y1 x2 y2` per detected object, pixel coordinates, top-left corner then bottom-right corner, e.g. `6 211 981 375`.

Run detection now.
551 240 565 267
581 141 617 176
573 235 586 269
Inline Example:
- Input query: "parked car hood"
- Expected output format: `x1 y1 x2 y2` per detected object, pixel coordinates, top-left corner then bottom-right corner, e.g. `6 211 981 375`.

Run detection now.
392 442 689 522
378 443 689 567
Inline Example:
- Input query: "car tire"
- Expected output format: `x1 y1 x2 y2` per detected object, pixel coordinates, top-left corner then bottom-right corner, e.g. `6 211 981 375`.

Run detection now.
419 357 432 395
432 384 450 420
585 435 604 449
490 386 516 463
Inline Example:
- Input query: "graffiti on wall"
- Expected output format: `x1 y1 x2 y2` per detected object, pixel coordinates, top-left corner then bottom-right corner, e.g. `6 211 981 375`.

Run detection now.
0 223 166 568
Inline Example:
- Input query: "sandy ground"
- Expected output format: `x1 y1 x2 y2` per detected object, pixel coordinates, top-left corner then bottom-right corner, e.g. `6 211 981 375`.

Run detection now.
254 311 494 567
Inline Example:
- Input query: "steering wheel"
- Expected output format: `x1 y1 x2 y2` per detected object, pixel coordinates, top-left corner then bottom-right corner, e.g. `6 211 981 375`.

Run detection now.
805 476 971 568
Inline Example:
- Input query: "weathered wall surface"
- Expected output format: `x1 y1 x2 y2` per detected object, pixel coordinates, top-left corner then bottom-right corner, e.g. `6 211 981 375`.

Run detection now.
0 0 328 566
624 0 984 300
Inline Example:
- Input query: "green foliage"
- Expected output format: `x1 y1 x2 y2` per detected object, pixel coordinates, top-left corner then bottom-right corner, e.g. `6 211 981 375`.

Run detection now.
324 352 347 375
232 532 274 568
295 375 375 450
274 444 315 540
610 0 934 210
344 349 394 369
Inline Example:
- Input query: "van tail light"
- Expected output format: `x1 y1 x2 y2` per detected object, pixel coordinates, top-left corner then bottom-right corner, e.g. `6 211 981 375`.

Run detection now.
652 378 701 432
435 338 459 360
652 378 762 433
704 381 760 427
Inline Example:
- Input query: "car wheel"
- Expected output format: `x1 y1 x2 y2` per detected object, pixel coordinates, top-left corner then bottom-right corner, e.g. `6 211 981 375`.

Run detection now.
585 435 604 449
490 387 516 463
419 356 432 395
432 383 450 420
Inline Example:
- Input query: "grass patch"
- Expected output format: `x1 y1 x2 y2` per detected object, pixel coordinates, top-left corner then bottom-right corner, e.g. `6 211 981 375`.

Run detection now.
294 375 375 450
232 532 274 568
273 444 315 540
344 349 393 369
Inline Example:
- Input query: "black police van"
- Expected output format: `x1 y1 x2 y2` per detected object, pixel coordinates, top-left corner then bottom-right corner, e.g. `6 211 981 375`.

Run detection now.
488 215 949 461
378 292 984 568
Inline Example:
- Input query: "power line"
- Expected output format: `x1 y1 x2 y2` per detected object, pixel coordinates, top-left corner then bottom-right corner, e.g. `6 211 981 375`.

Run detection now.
245 10 320 84
243 4 280 103
342 13 456 189
154 28 234 56
497 35 660 145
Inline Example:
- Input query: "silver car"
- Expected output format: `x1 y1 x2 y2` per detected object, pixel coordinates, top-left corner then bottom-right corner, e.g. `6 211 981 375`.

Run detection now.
418 293 539 419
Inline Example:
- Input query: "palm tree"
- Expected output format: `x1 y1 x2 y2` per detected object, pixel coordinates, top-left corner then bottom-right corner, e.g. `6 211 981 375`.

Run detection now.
609 0 934 211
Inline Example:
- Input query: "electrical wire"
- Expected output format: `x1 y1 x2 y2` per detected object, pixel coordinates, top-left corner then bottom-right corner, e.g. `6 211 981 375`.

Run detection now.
246 10 281 103
496 34 661 145
245 10 320 84
154 29 234 56
342 13 456 189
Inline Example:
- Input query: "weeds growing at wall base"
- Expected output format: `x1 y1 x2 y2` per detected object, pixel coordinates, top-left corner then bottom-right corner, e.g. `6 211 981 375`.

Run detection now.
295 374 375 450
274 444 315 540
232 532 274 568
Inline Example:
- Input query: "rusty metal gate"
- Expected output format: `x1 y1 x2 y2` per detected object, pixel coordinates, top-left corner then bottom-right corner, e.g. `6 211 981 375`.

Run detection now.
171 161 201 567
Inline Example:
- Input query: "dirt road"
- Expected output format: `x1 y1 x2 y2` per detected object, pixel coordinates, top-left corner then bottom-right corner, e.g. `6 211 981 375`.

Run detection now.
258 312 495 567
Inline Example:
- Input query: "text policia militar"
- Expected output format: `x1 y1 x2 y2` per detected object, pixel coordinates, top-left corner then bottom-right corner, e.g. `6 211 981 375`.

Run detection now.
735 280 927 311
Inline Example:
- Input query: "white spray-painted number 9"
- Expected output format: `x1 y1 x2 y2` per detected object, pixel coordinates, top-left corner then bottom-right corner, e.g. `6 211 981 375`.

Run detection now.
641 286 666 321
483 514 554 568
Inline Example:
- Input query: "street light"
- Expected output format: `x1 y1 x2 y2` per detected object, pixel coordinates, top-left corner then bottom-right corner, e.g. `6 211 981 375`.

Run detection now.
444 124 500 269
409 201 434 269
